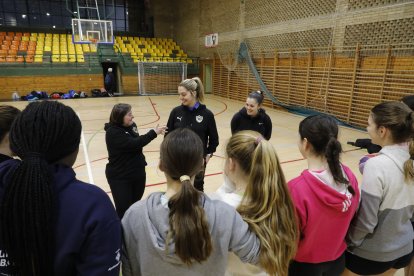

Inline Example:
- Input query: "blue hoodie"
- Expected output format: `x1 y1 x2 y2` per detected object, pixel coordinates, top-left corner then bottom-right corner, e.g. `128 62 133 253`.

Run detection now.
0 159 122 276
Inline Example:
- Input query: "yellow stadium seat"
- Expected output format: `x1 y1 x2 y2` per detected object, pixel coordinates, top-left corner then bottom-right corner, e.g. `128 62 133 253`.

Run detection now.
69 55 76 62
82 44 90 52
52 55 60 62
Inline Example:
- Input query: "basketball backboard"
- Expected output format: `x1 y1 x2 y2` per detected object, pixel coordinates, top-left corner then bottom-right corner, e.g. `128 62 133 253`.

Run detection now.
72 18 114 44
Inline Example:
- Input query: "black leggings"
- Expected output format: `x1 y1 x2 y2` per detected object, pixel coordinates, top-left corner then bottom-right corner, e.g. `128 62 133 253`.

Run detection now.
289 253 345 276
107 168 146 219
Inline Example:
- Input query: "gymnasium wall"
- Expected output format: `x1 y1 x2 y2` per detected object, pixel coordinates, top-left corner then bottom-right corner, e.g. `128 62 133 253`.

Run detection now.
164 0 414 57
0 74 104 99
157 0 414 128
213 46 414 128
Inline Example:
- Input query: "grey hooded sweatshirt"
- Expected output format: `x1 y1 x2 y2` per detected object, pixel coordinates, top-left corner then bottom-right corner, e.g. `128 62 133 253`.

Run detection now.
347 143 414 262
121 192 260 276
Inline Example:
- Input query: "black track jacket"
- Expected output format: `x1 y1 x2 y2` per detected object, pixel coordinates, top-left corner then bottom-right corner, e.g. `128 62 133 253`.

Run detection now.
105 122 157 180
166 104 219 156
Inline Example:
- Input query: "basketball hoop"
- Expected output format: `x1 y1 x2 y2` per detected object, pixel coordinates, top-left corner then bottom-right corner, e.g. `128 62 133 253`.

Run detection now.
71 19 114 45
205 33 218 48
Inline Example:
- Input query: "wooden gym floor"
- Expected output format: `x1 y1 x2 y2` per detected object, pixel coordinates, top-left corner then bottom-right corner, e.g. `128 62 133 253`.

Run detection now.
1 95 370 196
0 95 405 275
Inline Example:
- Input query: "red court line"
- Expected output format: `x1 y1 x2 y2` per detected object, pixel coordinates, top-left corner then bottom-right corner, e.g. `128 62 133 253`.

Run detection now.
76 147 363 169
138 97 161 127
144 172 224 189
81 114 155 122
210 97 228 116
77 147 364 194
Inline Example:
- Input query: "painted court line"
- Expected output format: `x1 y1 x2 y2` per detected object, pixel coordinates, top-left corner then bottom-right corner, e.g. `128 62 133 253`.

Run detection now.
77 112 95 185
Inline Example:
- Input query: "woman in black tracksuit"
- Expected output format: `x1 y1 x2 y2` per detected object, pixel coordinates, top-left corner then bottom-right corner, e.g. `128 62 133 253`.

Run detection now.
231 90 272 140
166 77 219 192
105 103 166 218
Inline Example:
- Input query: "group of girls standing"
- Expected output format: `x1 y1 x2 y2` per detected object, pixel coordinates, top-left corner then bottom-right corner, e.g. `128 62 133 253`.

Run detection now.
106 74 414 276
118 82 414 276
119 90 414 276
0 77 412 276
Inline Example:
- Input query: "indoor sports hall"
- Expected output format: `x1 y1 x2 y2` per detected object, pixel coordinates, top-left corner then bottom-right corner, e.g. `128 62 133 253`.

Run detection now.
0 0 413 275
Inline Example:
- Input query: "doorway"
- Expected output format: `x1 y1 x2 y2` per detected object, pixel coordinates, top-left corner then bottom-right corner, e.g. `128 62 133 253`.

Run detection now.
204 64 212 93
102 62 120 94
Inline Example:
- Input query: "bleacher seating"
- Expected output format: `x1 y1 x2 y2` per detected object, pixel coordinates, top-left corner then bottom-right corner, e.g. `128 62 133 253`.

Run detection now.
0 31 87 64
0 31 192 64
114 36 192 64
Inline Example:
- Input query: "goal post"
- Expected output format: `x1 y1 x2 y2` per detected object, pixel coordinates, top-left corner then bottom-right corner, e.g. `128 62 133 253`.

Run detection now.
137 62 188 95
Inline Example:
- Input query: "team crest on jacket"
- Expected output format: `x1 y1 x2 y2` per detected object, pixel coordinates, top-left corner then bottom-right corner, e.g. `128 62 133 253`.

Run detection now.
196 115 203 123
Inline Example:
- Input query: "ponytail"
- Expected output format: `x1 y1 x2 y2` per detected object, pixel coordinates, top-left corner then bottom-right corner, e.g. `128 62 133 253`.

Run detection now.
403 112 414 182
179 77 205 103
371 102 414 183
192 77 205 103
325 137 355 195
404 140 414 183
167 178 212 264
228 131 298 275
299 114 354 192
160 128 212 265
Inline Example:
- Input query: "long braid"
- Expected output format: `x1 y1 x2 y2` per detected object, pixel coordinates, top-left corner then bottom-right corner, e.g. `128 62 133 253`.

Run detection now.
0 101 81 275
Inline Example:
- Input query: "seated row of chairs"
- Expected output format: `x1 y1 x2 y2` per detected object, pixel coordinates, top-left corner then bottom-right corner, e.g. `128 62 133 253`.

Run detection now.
114 36 192 63
0 32 92 63
0 54 85 63
0 32 191 64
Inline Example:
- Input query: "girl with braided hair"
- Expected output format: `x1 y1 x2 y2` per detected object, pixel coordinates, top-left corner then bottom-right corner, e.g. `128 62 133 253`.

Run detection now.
345 101 414 276
0 105 20 163
212 130 298 276
121 128 260 276
288 114 360 275
166 77 219 192
0 101 121 276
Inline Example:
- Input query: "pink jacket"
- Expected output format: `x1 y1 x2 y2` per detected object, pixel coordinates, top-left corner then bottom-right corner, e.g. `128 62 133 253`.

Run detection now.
288 164 360 263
